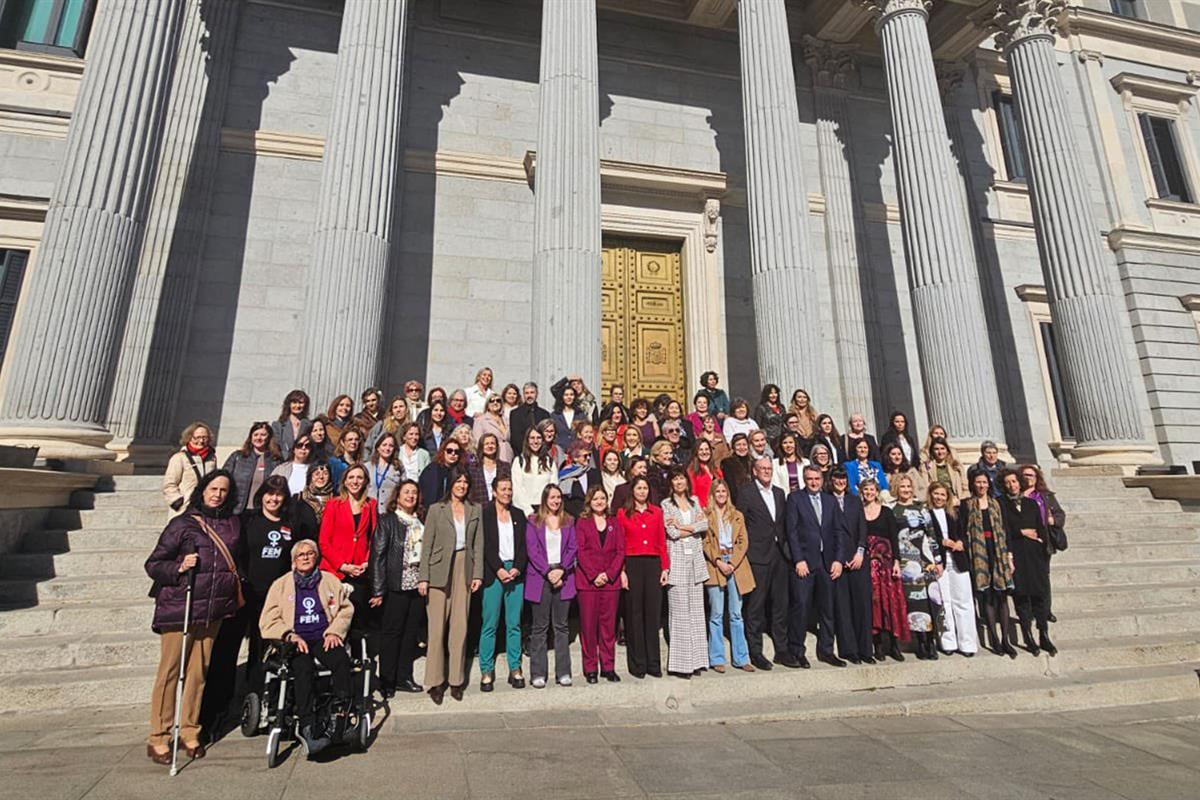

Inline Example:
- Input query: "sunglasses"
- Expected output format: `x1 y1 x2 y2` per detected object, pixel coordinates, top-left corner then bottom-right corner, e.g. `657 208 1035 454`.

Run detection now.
295 442 311 449
445 447 461 455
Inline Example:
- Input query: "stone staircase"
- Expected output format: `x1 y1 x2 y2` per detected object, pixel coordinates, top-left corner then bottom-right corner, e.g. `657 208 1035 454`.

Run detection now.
0 472 1197 720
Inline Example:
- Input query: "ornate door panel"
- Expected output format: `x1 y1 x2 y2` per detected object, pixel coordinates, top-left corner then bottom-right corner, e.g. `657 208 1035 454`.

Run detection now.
600 238 685 403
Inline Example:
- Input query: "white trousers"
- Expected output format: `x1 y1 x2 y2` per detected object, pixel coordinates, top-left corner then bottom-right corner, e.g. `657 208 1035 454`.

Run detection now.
937 559 979 654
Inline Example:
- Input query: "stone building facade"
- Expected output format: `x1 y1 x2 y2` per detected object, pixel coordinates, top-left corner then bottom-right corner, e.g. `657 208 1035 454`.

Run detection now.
0 0 1197 471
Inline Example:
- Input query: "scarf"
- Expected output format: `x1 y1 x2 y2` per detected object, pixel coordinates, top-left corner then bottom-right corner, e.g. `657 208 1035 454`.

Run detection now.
186 442 212 461
300 481 334 521
965 500 1013 592
293 568 321 590
447 406 467 425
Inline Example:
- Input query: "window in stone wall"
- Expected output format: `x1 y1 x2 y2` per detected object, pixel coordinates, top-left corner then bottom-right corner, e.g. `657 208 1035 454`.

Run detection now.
992 92 1029 183
0 0 94 57
0 249 29 371
1109 0 1142 19
1138 113 1194 204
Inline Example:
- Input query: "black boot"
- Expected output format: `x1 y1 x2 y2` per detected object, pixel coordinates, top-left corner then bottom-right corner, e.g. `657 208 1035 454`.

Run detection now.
873 635 886 662
1038 624 1057 657
1020 622 1040 656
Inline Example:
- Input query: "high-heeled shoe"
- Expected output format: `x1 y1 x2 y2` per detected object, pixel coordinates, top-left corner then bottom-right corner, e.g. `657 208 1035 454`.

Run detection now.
889 640 905 662
480 672 495 693
1039 627 1057 657
1001 642 1018 659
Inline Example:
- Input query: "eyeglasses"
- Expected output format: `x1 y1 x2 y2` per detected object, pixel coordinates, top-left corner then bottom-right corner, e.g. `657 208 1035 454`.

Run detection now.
294 442 311 450
664 428 680 435
445 447 461 455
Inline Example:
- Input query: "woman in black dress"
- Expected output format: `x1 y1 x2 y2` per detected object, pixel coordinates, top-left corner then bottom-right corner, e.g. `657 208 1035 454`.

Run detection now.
999 469 1055 656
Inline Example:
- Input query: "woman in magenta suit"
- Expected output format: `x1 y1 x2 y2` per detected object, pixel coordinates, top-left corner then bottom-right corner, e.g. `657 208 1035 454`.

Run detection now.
575 484 625 683
524 484 578 688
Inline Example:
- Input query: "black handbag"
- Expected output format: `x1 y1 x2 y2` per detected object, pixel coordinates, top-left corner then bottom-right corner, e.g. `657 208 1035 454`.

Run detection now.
1048 524 1068 552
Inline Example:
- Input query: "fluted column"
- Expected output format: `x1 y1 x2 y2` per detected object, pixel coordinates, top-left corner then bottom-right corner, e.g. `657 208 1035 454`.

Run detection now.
296 0 408 404
738 0 824 394
994 0 1155 465
860 0 1004 444
0 0 186 460
107 0 239 461
803 37 874 425
531 0 602 392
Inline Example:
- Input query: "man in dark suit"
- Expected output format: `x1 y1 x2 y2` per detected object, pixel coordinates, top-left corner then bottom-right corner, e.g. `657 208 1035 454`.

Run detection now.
509 381 551 455
735 457 800 670
785 464 849 668
830 467 874 664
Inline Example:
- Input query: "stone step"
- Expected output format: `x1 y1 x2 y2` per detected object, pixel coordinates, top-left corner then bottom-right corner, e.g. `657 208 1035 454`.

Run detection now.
21 528 159 553
1049 559 1200 587
0 548 147 580
0 599 152 637
72 487 163 510
1056 496 1180 514
1046 475 1136 493
1050 604 1200 642
1051 581 1200 613
1052 539 1200 565
1064 525 1200 545
0 573 149 606
47 506 169 531
98 475 164 491
1057 510 1200 531
0 631 160 675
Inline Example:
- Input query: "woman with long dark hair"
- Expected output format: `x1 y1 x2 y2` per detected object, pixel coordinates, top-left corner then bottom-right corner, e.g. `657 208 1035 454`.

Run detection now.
369 479 427 696
308 417 331 463
419 468 483 703
419 437 465 510
512 426 558 516
686 439 722 509
223 421 282 514
478 476 527 691
325 394 355 448
813 414 843 464
753 383 785 447
1000 469 1055 656
661 467 709 678
927 481 977 657
919 437 968 501
468 432 513 505
787 389 818 453
144 470 241 764
880 410 921 468
771 431 807 495
617 476 669 678
420 399 450 454
629 398 658 445
270 389 312 460
1021 463 1065 624
960 472 1017 658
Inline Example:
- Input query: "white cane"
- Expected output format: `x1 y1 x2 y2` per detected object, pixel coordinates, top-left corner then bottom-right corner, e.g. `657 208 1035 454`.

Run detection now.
169 549 197 777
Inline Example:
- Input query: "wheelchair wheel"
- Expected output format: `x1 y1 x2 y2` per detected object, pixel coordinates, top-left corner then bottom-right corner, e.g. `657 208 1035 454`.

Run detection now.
241 692 262 737
266 727 282 769
356 713 371 751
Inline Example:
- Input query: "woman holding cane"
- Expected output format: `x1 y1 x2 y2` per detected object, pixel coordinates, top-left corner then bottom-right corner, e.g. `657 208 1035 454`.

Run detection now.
144 470 243 766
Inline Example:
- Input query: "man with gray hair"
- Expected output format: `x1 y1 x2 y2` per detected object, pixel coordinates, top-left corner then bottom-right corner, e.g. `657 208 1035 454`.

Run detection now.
734 456 800 670
785 465 849 669
967 440 1007 498
508 381 550 454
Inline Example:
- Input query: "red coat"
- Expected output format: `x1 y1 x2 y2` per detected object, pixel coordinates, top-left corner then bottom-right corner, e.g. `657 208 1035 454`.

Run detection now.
319 496 378 578
575 515 625 592
617 505 670 571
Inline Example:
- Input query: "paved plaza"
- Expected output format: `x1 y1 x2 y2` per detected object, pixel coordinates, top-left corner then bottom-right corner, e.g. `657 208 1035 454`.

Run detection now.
2 699 1198 800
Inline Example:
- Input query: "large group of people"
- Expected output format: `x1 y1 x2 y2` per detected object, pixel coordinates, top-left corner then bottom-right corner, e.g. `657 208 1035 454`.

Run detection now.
145 368 1067 763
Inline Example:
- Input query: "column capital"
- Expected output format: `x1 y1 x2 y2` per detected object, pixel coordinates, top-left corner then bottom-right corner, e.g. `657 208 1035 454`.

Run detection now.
855 0 931 27
802 35 860 91
992 0 1067 52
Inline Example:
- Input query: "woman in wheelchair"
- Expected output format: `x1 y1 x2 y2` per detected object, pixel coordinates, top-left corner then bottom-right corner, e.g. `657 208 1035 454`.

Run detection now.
259 539 354 756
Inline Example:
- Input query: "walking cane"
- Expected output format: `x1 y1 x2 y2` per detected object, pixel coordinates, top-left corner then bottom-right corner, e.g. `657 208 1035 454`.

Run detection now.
169 543 198 777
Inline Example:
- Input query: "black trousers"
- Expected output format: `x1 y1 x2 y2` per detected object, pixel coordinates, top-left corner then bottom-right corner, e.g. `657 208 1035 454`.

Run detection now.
199 599 252 731
1013 592 1050 627
788 565 836 659
378 589 423 687
624 555 663 675
292 642 353 729
744 557 789 659
345 576 376 655
834 562 872 660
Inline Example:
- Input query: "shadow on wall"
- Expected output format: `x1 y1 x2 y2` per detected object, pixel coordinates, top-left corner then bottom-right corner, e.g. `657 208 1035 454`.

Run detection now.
851 128 916 429
170 4 301 436
949 80 1034 460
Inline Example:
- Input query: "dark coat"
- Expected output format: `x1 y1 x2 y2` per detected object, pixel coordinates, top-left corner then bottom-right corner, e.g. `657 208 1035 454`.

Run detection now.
509 402 551 455
1000 495 1051 598
369 512 412 596
929 507 969 572
418 461 453 508
735 480 790 566
842 432 880 463
145 512 242 633
223 449 283 514
467 458 512 505
833 491 868 558
270 417 312 461
753 402 785 447
482 504 528 586
785 490 848 572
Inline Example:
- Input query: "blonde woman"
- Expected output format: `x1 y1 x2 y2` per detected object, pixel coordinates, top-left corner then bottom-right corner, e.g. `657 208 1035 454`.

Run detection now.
918 437 967 500
703 479 755 672
472 393 514 463
927 481 977 657
162 421 217 519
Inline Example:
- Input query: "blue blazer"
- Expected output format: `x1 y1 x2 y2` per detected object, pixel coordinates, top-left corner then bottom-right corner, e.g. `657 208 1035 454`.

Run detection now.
785 490 848 572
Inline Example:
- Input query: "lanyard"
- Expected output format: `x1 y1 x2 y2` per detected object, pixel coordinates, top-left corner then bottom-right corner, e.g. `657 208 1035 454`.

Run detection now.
374 464 390 493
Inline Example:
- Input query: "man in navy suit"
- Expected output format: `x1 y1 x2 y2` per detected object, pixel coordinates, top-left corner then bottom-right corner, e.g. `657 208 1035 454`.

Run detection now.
785 465 849 668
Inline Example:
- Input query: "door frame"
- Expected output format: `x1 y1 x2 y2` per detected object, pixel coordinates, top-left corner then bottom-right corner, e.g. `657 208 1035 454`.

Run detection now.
601 201 728 402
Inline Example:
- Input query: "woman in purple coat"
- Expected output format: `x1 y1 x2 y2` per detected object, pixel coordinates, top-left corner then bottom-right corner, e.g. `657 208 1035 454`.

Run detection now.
575 485 625 683
143 470 243 765
525 484 577 688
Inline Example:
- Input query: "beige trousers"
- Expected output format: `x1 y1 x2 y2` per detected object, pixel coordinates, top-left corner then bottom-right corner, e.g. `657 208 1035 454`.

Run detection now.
425 550 469 689
148 621 220 748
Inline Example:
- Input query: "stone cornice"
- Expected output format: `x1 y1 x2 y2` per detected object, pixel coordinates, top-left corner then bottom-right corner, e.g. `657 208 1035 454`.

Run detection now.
1014 284 1049 303
1180 294 1200 312
992 0 1067 51
1108 226 1200 256
1110 73 1197 106
219 127 324 160
801 36 861 91
1061 7 1200 64
523 150 727 198
0 194 48 222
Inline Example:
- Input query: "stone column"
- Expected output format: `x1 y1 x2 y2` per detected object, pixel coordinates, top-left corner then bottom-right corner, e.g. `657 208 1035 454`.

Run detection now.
859 0 1004 444
531 0 602 393
296 0 409 405
107 0 240 462
994 0 1155 465
738 0 824 394
803 36 875 424
0 0 186 460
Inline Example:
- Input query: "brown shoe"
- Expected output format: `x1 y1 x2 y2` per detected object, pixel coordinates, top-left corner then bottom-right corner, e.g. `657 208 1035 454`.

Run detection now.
146 745 171 765
738 663 756 672
712 664 726 673
184 743 205 759
429 685 445 705
449 684 464 702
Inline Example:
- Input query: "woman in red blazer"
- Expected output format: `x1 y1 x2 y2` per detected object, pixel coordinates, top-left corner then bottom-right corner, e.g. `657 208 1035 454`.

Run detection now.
616 476 669 679
575 485 626 683
319 463 379 641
